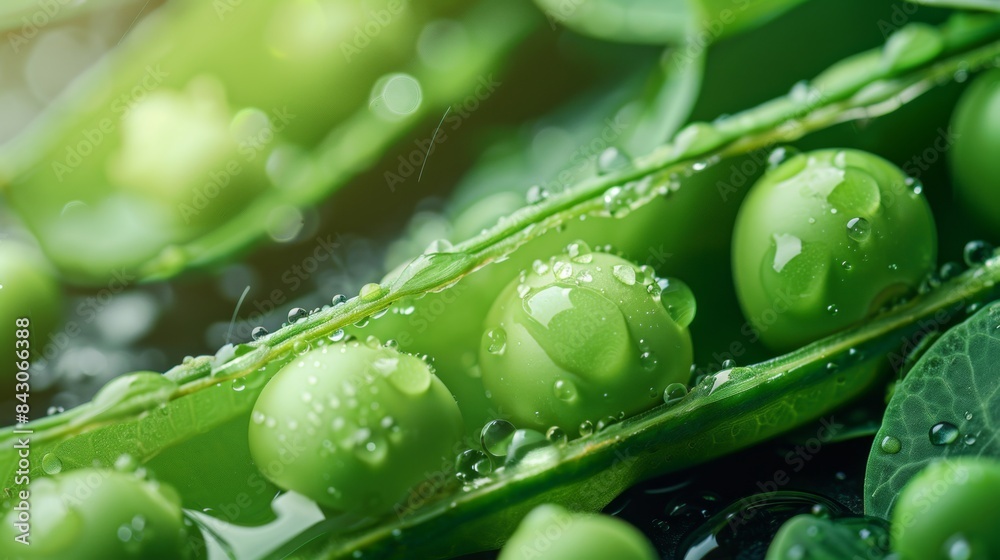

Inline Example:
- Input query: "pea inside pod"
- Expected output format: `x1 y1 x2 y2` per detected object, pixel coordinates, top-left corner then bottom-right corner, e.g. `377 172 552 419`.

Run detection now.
479 245 695 435
732 149 937 350
499 504 657 560
248 339 463 514
0 469 198 560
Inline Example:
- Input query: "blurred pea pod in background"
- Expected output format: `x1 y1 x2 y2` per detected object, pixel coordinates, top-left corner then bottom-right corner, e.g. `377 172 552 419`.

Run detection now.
0 0 539 285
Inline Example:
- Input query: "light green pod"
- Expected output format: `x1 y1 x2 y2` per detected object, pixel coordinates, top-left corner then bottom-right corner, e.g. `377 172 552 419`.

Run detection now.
892 458 1000 560
0 469 196 560
499 504 657 560
733 149 936 350
248 340 463 514
479 246 694 434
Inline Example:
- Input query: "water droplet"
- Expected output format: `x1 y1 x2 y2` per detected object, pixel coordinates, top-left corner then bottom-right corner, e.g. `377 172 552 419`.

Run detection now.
46 406 64 416
553 379 578 402
929 422 959 446
963 240 994 267
481 419 516 458
880 436 901 454
597 147 631 174
114 454 139 472
596 416 618 431
567 241 592 262
331 294 348 306
612 264 636 286
526 185 549 204
293 340 310 355
640 351 658 371
485 328 507 354
552 260 573 280
532 260 549 276
663 383 688 406
658 278 697 328
840 260 853 271
251 326 268 340
578 420 594 437
504 429 550 466
964 434 977 446
231 379 245 392
826 304 840 316
360 283 385 302
946 535 972 560
455 449 492 482
288 307 308 323
965 411 973 421
720 359 736 370
546 426 568 444
41 453 62 475
846 217 871 242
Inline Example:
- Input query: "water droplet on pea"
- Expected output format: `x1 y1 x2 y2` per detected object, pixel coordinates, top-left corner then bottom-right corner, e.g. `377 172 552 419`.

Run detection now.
929 422 959 445
846 217 871 242
826 304 840 316
485 328 507 354
553 379 578 402
481 419 516 458
841 260 853 271
640 351 658 371
880 436 901 454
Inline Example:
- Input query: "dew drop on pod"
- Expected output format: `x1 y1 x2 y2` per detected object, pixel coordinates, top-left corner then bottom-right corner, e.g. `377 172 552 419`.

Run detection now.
248 339 463 514
479 243 695 435
732 149 936 351
499 504 657 560
0 469 199 559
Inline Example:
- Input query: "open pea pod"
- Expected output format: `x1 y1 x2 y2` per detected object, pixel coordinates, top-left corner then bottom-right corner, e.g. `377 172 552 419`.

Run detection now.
531 0 808 45
2 14 1000 557
0 0 538 285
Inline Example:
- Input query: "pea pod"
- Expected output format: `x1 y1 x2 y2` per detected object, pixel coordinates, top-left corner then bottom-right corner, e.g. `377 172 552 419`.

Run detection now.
0 0 538 284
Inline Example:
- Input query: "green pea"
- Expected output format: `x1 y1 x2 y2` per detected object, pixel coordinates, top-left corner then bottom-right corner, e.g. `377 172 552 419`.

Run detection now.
247 339 463 514
732 149 936 350
950 69 1000 237
0 469 197 559
499 504 657 560
479 246 694 434
892 457 1000 560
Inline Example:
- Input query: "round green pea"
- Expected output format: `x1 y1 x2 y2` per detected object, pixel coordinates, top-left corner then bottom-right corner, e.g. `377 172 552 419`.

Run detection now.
950 69 1000 237
892 457 1000 560
732 149 936 350
479 246 694 434
248 339 464 513
499 504 657 560
0 469 195 560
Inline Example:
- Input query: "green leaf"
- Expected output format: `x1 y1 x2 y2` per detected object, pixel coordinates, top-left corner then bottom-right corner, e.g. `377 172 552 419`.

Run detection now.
765 515 891 560
865 301 1000 518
